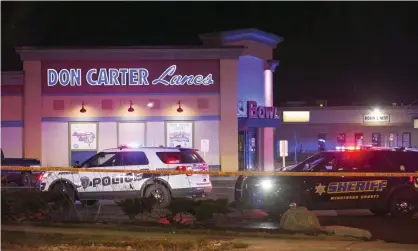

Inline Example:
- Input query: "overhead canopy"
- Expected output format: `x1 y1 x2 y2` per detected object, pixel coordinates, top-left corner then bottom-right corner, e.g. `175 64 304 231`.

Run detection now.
238 118 280 129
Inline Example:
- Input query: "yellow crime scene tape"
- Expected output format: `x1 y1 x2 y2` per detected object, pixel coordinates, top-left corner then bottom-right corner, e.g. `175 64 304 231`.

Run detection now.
1 166 418 177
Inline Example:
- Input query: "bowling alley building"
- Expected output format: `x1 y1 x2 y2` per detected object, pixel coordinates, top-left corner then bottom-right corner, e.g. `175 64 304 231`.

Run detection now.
1 28 283 172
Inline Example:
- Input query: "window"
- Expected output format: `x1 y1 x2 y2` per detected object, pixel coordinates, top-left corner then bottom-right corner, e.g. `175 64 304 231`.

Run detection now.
402 132 412 148
338 152 373 171
311 156 337 172
156 150 204 164
389 133 398 147
368 152 394 171
337 133 346 146
293 153 336 172
354 133 364 147
372 133 381 147
401 152 418 171
318 133 326 151
83 152 121 168
122 152 149 166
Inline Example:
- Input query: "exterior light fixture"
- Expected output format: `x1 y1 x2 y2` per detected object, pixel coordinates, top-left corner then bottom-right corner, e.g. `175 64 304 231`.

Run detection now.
147 101 154 108
128 101 134 112
177 100 183 113
371 108 381 116
80 101 86 113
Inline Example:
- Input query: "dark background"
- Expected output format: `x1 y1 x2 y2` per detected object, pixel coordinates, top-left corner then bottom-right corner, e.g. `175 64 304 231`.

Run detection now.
2 2 418 105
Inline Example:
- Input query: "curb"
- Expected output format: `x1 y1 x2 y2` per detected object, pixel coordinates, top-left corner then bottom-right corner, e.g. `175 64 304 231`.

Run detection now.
1 223 366 242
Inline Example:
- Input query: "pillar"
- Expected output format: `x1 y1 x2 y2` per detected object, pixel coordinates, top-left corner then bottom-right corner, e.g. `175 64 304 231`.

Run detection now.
219 59 239 172
262 60 279 172
23 61 43 160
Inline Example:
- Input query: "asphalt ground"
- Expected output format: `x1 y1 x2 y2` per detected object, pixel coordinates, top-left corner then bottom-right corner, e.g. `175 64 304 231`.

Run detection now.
2 179 418 244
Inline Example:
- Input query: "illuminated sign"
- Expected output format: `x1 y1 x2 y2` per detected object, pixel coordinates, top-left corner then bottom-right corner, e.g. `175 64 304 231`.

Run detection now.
246 101 280 119
363 114 390 123
47 65 214 87
282 111 310 123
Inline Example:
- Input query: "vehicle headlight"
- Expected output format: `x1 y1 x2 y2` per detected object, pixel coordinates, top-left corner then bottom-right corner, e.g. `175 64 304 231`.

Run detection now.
260 179 273 190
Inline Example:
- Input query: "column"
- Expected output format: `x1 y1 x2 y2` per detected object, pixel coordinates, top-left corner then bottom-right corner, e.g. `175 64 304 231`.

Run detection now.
23 61 43 159
219 59 239 172
262 60 279 172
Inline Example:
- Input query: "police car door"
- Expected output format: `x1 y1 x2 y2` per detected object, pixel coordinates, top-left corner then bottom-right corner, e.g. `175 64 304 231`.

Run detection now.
76 152 122 200
326 151 384 210
306 154 341 210
117 151 151 194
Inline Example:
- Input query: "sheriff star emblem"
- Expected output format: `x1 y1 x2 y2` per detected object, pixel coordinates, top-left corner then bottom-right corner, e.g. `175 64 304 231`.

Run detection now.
315 183 327 196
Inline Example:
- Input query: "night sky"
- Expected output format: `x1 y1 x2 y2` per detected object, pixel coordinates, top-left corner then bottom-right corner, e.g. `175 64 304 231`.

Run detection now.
2 2 418 105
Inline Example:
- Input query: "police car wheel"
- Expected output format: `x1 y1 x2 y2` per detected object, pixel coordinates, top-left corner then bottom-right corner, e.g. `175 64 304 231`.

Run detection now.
389 190 416 218
52 183 76 204
20 172 32 187
144 184 171 208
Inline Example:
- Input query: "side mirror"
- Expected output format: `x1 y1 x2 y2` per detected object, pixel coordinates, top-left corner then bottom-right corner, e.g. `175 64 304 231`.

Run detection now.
304 163 310 170
73 161 80 168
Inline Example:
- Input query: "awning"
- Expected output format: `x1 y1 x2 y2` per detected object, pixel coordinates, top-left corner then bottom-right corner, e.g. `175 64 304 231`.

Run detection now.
238 118 280 129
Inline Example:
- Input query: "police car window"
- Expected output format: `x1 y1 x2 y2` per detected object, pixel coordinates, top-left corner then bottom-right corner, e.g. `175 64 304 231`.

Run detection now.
337 152 372 171
156 150 204 164
372 152 401 172
122 152 149 166
289 152 328 171
403 152 418 171
85 153 121 167
301 155 336 172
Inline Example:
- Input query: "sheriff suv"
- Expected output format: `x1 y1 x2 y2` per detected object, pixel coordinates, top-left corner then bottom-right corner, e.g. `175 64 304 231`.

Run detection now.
37 146 212 207
235 146 418 218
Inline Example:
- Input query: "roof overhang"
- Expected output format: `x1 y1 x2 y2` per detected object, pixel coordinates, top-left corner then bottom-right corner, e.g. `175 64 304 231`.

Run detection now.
200 28 283 48
238 118 281 129
15 46 245 61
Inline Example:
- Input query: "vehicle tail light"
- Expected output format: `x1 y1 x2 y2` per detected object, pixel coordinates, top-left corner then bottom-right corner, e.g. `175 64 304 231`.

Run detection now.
176 166 192 176
410 175 418 187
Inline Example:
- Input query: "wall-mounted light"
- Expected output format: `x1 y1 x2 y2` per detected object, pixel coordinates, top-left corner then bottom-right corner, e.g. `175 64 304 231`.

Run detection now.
147 101 154 108
80 101 86 113
371 108 381 116
177 100 183 113
128 101 134 112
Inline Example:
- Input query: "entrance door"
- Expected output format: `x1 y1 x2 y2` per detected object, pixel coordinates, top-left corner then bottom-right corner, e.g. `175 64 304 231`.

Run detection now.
238 132 245 171
237 128 258 171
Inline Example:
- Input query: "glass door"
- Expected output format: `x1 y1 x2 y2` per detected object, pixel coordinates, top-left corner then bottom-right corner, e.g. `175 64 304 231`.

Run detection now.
402 132 412 148
237 128 258 171
238 131 245 171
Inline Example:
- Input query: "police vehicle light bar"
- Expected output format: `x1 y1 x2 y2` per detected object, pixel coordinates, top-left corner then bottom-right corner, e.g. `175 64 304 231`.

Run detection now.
119 143 140 149
335 146 360 151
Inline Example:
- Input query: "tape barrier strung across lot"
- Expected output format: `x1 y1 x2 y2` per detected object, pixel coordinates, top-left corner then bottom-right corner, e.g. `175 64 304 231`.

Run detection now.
1 165 418 177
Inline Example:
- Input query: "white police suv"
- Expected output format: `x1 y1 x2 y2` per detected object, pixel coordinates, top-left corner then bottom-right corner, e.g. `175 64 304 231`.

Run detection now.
37 145 212 207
